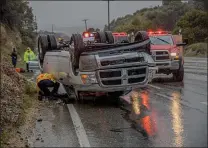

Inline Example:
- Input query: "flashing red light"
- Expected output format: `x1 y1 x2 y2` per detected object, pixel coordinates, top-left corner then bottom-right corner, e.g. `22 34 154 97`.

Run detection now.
112 32 127 36
84 32 89 37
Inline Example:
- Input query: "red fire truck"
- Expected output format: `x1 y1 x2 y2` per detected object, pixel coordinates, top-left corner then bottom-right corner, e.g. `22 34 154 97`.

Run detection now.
148 30 188 82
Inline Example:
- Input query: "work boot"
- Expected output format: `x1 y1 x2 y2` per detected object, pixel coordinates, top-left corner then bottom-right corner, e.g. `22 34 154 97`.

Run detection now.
38 95 43 101
48 96 58 101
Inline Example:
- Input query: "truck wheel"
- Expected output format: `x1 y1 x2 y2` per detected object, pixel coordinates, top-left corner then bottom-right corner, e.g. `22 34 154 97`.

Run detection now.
134 31 150 54
38 35 49 63
47 34 57 50
70 34 85 71
173 64 184 82
96 31 107 43
105 31 114 43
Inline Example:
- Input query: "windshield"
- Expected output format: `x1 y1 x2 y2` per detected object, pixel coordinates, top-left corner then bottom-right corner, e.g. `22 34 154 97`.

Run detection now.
150 35 173 45
114 36 128 43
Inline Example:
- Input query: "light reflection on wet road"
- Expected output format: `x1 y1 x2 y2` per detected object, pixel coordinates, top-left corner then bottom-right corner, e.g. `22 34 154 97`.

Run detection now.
28 57 207 147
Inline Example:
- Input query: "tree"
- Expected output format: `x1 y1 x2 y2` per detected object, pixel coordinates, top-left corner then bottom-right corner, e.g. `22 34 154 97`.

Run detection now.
174 9 208 43
1 0 37 48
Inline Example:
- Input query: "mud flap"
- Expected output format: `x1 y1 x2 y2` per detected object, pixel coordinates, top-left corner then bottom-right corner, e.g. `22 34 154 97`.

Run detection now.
119 89 133 104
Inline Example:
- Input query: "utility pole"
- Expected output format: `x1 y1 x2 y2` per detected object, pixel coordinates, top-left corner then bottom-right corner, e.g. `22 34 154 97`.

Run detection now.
82 19 88 31
107 0 110 31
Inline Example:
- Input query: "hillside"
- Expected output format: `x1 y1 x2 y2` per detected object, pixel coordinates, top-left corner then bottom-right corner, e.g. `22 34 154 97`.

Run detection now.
40 25 103 37
0 24 38 147
1 0 39 146
39 30 70 40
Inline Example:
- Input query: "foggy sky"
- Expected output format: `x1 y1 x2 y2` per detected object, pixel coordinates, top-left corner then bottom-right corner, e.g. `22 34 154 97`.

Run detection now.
29 1 162 31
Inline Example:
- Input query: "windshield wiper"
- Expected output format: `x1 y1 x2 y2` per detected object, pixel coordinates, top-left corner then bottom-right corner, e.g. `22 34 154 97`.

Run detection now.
153 37 170 44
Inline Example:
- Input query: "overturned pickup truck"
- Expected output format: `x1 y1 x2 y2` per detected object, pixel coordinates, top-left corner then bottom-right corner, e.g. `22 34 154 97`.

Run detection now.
30 31 157 101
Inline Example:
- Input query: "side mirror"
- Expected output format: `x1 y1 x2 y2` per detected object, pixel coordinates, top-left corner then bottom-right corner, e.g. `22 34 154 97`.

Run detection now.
182 38 188 45
176 43 187 46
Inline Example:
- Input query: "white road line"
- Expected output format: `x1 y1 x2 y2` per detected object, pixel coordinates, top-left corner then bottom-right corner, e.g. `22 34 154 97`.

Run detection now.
201 102 208 105
148 84 161 90
67 104 91 147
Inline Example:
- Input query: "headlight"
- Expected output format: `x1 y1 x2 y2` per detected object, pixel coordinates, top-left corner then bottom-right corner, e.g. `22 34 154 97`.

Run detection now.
79 55 98 71
80 74 97 84
170 52 179 60
170 52 177 57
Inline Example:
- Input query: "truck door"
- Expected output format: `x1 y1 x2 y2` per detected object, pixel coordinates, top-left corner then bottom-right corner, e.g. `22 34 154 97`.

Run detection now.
56 51 71 86
172 35 183 57
43 52 59 73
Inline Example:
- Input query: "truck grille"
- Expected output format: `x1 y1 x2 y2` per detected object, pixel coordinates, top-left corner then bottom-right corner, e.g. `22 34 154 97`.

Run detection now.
98 66 148 87
100 57 145 66
151 50 170 61
100 71 121 78
102 80 122 85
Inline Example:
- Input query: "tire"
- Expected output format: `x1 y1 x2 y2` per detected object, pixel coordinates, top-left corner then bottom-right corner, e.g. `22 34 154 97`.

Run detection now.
173 63 184 82
96 31 107 43
47 34 57 50
134 31 149 42
105 31 114 43
38 35 49 63
134 31 151 54
69 34 85 70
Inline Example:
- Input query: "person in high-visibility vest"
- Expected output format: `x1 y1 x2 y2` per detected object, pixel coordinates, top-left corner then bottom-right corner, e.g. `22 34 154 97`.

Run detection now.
24 47 36 72
36 72 67 100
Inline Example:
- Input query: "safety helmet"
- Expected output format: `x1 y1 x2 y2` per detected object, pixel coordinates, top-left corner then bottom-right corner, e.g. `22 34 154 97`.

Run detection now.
58 38 63 41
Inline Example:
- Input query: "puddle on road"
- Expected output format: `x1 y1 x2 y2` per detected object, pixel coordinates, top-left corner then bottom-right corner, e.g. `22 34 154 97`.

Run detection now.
120 90 158 140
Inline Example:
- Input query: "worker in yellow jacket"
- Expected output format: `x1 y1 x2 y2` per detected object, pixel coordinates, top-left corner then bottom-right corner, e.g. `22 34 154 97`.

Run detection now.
36 72 68 100
24 47 36 72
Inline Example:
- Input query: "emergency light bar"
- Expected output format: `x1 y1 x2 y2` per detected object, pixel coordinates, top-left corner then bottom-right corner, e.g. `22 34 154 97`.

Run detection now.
148 31 171 35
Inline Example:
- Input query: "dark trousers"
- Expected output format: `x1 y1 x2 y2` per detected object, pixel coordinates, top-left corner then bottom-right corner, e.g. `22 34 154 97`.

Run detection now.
26 63 29 72
12 59 17 68
38 80 60 96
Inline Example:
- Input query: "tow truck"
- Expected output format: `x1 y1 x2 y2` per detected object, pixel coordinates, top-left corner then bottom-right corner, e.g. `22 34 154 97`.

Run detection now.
29 31 157 102
148 31 188 81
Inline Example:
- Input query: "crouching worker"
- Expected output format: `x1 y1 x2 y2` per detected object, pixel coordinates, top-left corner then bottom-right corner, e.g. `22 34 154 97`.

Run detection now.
36 72 68 101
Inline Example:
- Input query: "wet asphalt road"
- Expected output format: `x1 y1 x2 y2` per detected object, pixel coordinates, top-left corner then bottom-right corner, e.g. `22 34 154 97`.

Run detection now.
28 57 207 147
